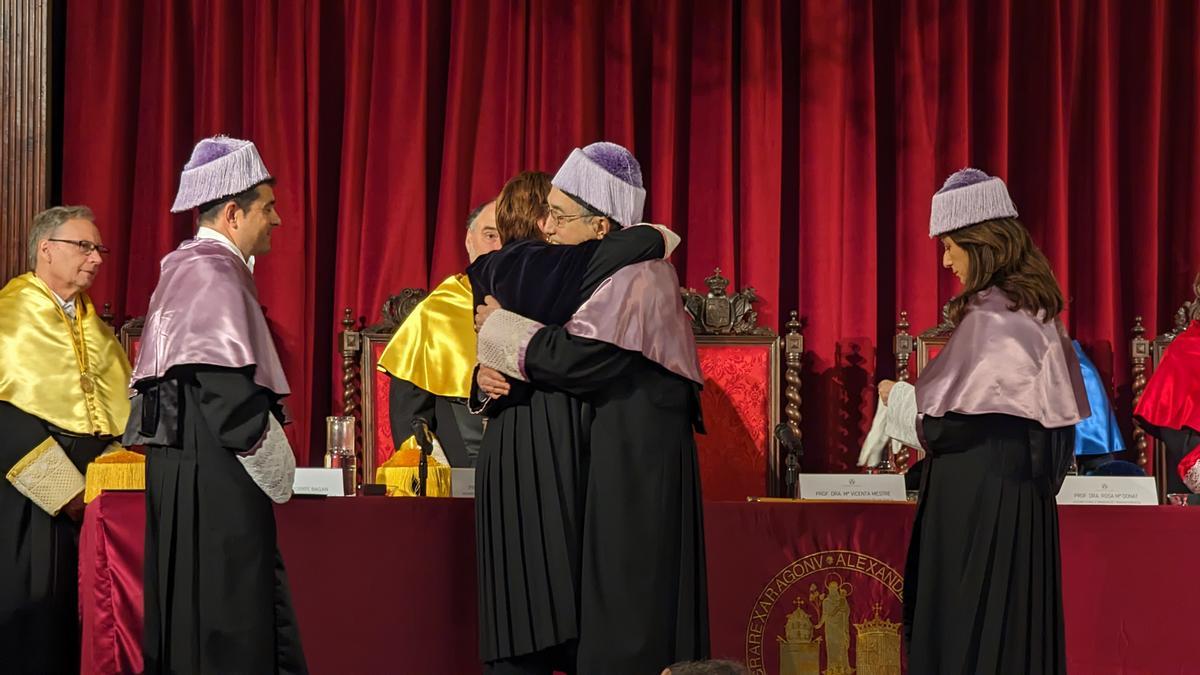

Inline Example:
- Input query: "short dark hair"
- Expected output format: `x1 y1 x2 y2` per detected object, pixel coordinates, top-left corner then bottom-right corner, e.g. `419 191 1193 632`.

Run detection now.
196 179 275 223
496 171 552 244
466 201 494 230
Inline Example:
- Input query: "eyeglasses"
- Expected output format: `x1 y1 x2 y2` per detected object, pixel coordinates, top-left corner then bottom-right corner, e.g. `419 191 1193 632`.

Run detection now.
545 204 597 225
48 238 111 255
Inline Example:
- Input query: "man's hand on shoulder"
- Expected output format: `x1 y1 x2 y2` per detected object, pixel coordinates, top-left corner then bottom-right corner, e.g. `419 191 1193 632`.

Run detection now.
474 295 503 333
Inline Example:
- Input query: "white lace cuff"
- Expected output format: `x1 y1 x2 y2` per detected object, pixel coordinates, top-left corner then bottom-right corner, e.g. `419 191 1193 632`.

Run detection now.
238 413 297 504
6 437 85 515
429 435 450 466
477 309 544 382
884 382 921 449
1183 458 1200 494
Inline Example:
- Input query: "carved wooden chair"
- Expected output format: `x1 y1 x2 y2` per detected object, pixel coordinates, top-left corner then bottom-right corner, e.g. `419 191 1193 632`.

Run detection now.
343 270 804 500
96 302 143 364
681 269 803 499
99 303 117 330
339 290 428 484
1130 276 1200 500
118 315 144 365
890 307 955 473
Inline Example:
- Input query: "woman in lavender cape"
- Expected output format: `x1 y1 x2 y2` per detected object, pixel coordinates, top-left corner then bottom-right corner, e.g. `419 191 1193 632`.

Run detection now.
863 169 1089 674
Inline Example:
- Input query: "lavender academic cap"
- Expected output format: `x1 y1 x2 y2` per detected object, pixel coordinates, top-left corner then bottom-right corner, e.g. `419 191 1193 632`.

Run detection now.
170 135 272 213
552 141 646 228
929 168 1018 238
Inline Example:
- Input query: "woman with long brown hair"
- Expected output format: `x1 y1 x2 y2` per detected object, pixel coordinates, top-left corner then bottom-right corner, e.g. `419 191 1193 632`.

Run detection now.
862 168 1089 673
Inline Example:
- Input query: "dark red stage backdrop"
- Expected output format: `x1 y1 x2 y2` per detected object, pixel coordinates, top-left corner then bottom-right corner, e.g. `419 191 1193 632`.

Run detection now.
62 0 1200 465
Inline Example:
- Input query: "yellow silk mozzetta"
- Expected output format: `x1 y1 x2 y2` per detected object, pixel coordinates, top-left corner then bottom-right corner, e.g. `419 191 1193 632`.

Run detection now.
376 274 476 399
0 273 131 437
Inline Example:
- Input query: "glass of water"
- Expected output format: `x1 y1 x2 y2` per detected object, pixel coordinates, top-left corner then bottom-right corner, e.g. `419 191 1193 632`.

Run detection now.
325 416 358 496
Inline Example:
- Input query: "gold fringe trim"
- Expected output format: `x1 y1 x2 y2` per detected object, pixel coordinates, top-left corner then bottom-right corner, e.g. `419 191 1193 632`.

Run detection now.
83 446 146 503
376 464 453 497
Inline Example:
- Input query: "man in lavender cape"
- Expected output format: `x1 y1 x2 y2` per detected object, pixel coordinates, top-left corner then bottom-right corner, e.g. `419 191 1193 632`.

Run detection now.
474 142 709 674
123 136 307 674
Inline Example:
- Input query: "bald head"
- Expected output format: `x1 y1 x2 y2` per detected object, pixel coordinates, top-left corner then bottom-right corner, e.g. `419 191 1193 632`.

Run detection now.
465 201 500 262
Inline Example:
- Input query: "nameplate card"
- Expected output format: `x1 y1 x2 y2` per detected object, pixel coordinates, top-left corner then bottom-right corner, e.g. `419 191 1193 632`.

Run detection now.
293 468 346 497
1056 476 1158 506
451 468 476 498
799 474 907 502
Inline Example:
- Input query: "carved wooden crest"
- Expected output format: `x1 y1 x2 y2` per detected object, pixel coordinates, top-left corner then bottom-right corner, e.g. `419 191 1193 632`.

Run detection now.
364 288 428 334
1169 273 1200 335
681 268 773 336
920 302 956 339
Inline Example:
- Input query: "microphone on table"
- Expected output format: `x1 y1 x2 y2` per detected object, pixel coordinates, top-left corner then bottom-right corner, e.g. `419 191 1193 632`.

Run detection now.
411 417 434 497
775 423 803 498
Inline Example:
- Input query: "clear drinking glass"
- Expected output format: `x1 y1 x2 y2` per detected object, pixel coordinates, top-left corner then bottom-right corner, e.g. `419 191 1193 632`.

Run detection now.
325 416 358 496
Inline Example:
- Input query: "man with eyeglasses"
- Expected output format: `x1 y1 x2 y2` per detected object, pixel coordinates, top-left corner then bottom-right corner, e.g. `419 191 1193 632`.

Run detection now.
375 201 500 478
0 205 132 673
123 135 307 674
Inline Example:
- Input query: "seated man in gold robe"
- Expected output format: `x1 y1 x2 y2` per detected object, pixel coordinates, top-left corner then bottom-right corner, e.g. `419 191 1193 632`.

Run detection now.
377 201 500 468
0 206 131 673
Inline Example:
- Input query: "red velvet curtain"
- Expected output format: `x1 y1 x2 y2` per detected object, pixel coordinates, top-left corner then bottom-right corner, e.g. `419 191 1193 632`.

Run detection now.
62 0 1200 468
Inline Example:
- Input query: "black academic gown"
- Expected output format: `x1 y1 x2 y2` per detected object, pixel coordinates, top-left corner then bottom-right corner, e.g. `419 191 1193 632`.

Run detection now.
388 377 483 467
1154 426 1200 494
521 329 709 673
904 412 1072 674
468 228 666 668
129 365 307 675
0 402 111 675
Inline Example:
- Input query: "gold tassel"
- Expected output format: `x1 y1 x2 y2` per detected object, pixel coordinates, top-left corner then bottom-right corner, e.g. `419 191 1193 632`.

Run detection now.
83 448 146 503
375 447 453 497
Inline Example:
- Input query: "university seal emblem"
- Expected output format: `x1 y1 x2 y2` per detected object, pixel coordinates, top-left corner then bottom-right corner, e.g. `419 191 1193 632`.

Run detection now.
744 549 904 675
